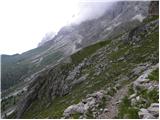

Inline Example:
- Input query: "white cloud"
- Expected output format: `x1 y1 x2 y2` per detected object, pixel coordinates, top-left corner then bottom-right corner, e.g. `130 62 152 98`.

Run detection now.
0 0 79 54
0 0 115 55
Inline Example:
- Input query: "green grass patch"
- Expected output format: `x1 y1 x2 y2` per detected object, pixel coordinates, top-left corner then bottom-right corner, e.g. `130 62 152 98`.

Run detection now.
118 96 139 119
71 40 111 65
72 112 82 119
40 51 63 66
143 15 159 24
148 68 159 81
86 110 93 119
139 88 159 107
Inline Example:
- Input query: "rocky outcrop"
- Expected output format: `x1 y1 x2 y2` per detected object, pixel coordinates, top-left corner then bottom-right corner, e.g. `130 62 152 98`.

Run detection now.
138 103 159 119
63 90 106 119
16 64 72 118
128 18 159 43
38 32 56 47
148 1 159 16
133 64 159 93
129 64 159 119
39 1 150 55
16 59 91 118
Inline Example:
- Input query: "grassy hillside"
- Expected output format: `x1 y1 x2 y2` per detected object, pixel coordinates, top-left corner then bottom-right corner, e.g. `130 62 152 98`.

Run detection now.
19 18 158 119
1 43 63 91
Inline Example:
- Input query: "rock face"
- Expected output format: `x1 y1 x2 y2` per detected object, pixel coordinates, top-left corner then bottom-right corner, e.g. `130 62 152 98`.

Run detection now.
16 64 72 118
16 60 91 118
148 1 159 16
138 103 159 119
38 32 56 47
63 90 105 119
128 19 159 43
37 1 150 56
138 108 155 119
130 64 159 119
133 64 159 93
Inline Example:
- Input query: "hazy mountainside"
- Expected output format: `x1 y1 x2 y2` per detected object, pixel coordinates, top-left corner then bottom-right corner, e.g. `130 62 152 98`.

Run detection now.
1 1 149 92
1 1 159 119
1 44 63 91
15 15 158 119
38 32 56 47
44 1 149 49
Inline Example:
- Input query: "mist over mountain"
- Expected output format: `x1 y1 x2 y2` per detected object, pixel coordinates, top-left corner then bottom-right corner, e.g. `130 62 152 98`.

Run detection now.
70 1 115 24
38 1 115 46
1 0 150 98
1 1 159 119
38 32 56 47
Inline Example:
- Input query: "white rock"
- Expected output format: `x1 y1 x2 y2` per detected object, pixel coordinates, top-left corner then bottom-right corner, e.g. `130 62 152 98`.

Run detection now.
115 100 121 105
148 103 159 117
79 115 83 119
136 96 140 101
129 93 137 99
131 98 137 106
104 108 109 112
138 108 156 119
63 105 76 117
100 108 103 112
63 90 105 118
76 103 86 113
138 108 149 118
132 14 145 22
143 113 155 119
63 103 86 118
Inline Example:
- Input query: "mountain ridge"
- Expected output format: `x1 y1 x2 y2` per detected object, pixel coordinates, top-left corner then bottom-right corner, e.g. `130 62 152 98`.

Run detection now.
16 16 159 118
1 1 159 119
1 1 150 91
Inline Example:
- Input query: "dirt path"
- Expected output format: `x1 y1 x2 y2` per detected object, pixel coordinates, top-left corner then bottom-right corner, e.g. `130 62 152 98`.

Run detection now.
98 64 159 119
99 85 129 119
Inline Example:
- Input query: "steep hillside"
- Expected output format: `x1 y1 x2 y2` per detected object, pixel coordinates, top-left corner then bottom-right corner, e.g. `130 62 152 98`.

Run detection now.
1 45 64 91
1 1 149 92
8 15 158 119
1 1 158 119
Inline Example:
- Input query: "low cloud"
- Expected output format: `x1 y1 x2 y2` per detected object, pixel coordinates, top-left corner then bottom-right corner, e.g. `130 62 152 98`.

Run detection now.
71 0 115 24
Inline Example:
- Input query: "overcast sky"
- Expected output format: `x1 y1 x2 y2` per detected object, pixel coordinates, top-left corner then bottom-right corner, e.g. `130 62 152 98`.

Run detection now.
0 0 81 55
0 0 149 55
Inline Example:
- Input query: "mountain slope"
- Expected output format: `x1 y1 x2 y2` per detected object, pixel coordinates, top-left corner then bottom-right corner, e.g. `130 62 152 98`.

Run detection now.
13 15 158 119
1 45 64 91
1 1 150 92
1 1 159 119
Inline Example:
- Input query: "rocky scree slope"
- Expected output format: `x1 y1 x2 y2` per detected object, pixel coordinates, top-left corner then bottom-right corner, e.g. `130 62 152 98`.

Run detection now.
117 64 159 119
10 15 159 119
